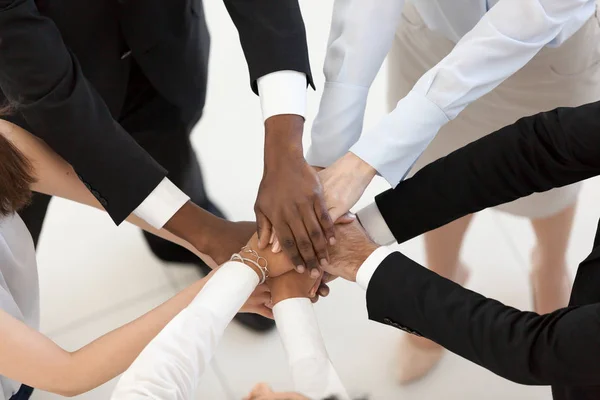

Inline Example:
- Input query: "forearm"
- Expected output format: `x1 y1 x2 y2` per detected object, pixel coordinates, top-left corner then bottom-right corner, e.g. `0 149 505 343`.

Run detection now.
373 101 600 243
306 0 404 167
0 279 207 397
366 252 600 386
223 0 313 92
66 279 208 396
0 0 165 224
112 262 259 399
350 0 589 185
0 120 217 267
274 298 349 399
264 115 304 166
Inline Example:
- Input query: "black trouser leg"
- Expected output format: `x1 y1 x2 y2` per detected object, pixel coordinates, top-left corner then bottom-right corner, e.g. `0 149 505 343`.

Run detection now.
119 62 217 266
133 122 220 265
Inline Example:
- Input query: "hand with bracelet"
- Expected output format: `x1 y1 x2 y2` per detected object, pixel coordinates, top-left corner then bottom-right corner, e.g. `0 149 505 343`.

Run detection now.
112 231 345 400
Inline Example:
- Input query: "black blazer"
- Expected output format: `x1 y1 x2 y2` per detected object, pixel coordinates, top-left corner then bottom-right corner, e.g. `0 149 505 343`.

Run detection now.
366 100 600 400
0 0 313 224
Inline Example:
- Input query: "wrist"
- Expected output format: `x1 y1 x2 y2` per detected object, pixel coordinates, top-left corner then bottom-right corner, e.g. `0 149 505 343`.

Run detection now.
270 282 305 306
345 152 377 183
231 246 269 283
239 260 263 281
163 201 222 257
264 115 305 162
355 243 379 280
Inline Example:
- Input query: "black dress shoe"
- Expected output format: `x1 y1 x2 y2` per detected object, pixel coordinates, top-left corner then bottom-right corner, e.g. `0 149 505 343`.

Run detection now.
233 312 275 332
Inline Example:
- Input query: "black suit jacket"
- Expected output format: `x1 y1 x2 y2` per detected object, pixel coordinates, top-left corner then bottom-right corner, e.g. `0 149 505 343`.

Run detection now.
366 100 600 399
0 0 313 224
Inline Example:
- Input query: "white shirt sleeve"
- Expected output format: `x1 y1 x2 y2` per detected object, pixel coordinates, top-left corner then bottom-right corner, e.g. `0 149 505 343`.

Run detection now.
306 0 406 167
257 70 307 121
350 0 591 185
132 178 190 230
273 298 349 400
356 246 394 291
132 71 307 230
356 202 396 246
110 261 258 400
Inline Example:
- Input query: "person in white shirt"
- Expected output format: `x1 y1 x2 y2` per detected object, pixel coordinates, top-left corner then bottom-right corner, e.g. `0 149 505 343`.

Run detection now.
0 119 280 400
0 119 344 400
305 0 600 382
112 242 349 400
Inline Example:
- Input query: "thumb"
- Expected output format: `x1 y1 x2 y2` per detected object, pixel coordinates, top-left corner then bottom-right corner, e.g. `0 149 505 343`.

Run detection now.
335 212 357 225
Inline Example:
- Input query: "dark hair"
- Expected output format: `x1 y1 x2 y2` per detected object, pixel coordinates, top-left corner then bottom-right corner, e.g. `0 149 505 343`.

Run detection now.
0 133 35 216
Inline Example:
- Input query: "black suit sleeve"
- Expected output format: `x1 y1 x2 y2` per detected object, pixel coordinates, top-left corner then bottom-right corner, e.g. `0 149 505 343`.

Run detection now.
0 0 166 225
367 251 600 386
223 0 314 93
374 101 600 243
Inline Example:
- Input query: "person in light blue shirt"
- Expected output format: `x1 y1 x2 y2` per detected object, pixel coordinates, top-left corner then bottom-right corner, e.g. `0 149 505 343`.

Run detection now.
305 0 600 384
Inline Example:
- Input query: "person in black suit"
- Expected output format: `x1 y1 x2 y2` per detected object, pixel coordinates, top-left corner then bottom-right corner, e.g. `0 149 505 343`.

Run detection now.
0 0 335 331
316 100 600 400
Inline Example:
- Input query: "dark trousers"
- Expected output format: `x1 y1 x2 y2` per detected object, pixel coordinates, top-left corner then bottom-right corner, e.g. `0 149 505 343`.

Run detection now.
19 62 210 265
10 385 33 400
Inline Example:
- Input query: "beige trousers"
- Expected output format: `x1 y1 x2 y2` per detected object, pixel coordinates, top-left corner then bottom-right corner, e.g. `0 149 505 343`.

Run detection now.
388 3 600 218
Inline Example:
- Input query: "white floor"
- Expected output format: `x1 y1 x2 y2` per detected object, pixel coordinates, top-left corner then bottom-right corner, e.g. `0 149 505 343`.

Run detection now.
29 1 600 399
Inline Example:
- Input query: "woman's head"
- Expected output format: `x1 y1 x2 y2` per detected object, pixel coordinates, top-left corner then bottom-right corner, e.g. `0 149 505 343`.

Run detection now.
0 133 34 216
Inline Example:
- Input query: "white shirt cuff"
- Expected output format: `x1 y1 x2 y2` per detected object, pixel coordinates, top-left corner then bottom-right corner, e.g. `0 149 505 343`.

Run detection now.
305 82 369 168
356 246 394 291
274 298 327 365
357 202 396 246
132 178 190 229
257 70 307 122
350 90 449 186
274 298 349 400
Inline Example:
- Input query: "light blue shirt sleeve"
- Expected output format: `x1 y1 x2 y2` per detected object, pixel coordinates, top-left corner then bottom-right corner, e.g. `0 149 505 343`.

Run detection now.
351 0 592 185
309 0 593 184
306 0 406 168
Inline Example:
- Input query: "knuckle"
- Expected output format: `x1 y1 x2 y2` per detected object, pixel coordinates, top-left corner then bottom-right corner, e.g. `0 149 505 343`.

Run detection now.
309 229 322 240
298 240 312 252
320 209 332 221
282 238 296 250
316 248 328 259
291 255 303 266
297 197 312 208
254 202 265 213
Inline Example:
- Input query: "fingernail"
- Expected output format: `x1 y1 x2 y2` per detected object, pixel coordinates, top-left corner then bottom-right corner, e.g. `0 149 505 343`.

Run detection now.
296 265 305 273
272 243 280 253
329 237 336 246
320 258 328 267
310 269 320 278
